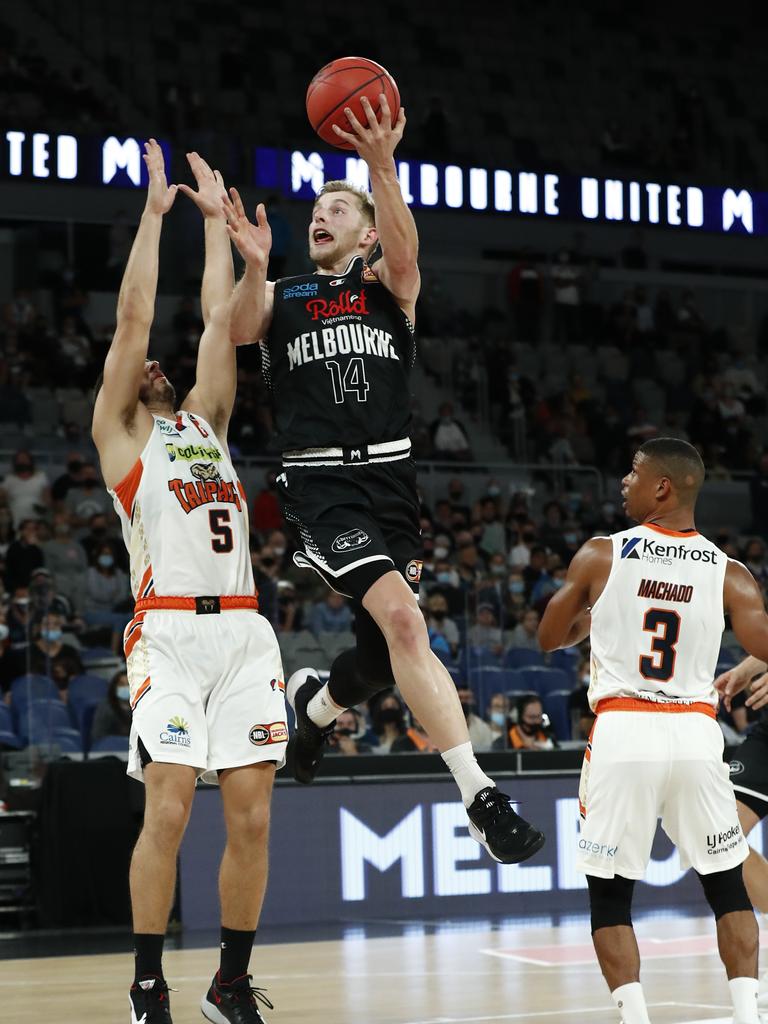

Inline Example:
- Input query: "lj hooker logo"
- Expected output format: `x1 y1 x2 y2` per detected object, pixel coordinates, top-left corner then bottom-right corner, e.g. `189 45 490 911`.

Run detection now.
306 290 369 321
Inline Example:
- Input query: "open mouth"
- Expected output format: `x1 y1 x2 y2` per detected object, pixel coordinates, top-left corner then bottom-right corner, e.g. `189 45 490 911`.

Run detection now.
312 229 333 245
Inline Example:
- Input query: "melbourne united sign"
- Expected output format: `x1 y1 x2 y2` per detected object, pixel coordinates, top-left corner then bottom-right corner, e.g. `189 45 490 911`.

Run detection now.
255 146 763 235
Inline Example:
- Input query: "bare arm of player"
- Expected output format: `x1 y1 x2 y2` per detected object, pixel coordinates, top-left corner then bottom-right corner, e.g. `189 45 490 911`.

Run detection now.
538 538 613 651
333 94 420 320
717 560 768 709
178 154 237 437
92 139 177 485
224 188 275 346
714 656 768 713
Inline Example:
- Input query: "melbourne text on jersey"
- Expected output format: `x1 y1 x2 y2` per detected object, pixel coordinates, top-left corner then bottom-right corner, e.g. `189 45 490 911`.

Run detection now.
287 322 400 370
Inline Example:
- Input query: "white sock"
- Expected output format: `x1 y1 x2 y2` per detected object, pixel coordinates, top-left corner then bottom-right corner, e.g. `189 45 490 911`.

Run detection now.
307 684 345 728
441 742 495 807
611 982 651 1024
729 977 760 1023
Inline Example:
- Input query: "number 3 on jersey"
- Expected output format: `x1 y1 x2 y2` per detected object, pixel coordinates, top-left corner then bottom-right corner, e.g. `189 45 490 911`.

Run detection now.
639 608 680 681
325 357 370 404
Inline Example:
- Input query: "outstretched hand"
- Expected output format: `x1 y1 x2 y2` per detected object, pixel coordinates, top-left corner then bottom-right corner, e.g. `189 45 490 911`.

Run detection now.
178 152 227 219
221 188 272 268
143 139 177 215
714 666 751 712
332 93 406 168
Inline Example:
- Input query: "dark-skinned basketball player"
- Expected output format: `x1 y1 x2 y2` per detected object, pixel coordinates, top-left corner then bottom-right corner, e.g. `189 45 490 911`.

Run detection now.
539 438 767 1024
223 93 544 864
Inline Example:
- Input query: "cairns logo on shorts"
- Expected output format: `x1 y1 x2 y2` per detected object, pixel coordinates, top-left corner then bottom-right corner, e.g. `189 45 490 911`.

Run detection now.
332 529 371 553
160 716 191 747
249 722 289 746
284 281 318 299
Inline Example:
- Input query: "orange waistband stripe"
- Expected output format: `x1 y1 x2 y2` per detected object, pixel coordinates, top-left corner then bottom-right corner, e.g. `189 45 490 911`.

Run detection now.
134 595 259 613
596 697 716 719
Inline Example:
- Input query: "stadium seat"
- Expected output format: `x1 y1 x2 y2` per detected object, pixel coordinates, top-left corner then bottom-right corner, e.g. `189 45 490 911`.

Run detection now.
18 699 73 741
505 667 572 697
10 674 60 710
81 646 117 664
549 648 579 680
90 734 130 753
31 729 83 753
68 674 109 729
0 705 14 734
0 729 23 749
543 690 572 742
716 648 737 669
503 648 545 670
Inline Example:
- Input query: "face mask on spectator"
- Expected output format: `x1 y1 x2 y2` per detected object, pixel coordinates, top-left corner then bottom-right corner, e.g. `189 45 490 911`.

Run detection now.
15 461 32 474
436 571 455 585
461 702 476 718
491 564 505 576
431 609 446 621
491 711 506 727
564 532 579 545
0 624 9 642
377 708 403 727
42 628 62 643
508 580 525 595
272 547 286 557
434 546 449 560
117 685 130 702
487 485 501 497
54 522 69 536
553 578 565 590
581 673 590 685
98 554 114 569
68 460 83 473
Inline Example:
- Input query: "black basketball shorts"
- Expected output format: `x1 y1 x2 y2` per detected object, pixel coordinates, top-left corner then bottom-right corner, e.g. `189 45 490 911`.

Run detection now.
276 457 422 602
728 724 768 818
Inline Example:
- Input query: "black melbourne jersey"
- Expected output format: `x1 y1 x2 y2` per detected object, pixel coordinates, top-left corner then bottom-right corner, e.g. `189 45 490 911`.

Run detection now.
261 255 416 451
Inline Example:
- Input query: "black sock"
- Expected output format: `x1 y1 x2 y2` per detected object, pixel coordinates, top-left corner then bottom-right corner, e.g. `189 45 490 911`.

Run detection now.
219 926 256 983
133 933 165 982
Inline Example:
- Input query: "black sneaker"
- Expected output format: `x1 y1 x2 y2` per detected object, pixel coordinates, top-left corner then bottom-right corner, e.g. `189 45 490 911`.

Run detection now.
467 786 545 864
201 972 274 1023
129 975 173 1023
286 668 335 784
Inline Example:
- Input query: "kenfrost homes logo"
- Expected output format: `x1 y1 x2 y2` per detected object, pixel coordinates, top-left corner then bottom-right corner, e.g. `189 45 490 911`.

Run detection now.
332 528 371 553
284 281 318 298
160 716 191 747
621 535 717 566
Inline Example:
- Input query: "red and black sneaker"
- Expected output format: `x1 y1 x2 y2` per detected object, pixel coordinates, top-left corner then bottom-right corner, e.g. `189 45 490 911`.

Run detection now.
201 972 274 1023
129 975 173 1023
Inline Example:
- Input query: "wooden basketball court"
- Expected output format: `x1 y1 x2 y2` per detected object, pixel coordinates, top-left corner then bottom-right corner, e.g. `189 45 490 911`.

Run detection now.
0 914 758 1022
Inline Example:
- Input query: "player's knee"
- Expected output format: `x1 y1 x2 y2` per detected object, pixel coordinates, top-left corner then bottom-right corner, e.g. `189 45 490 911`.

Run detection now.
696 865 752 921
227 803 270 847
381 602 426 655
143 794 191 847
587 873 635 934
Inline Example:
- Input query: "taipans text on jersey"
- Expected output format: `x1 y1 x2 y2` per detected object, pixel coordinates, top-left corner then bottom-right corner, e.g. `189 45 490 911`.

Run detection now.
287 323 400 370
168 477 243 514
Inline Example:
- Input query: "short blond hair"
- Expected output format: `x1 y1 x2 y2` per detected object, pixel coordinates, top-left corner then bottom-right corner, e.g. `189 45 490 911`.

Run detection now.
315 180 375 226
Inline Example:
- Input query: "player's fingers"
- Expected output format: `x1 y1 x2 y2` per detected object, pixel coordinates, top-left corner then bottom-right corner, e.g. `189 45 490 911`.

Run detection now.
255 202 270 228
229 187 247 219
359 94 379 129
343 105 365 133
378 92 392 129
176 183 197 200
332 124 356 144
213 170 225 188
396 106 406 129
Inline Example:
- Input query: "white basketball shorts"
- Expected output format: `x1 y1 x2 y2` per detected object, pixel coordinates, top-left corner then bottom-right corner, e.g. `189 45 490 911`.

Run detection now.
577 703 747 879
124 607 287 784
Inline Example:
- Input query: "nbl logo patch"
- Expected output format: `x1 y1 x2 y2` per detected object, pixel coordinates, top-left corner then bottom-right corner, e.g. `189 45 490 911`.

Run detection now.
405 559 423 583
621 536 641 559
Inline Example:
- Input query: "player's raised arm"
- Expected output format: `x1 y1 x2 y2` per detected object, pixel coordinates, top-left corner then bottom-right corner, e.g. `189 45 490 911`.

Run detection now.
224 188 275 346
333 93 420 318
178 153 238 437
718 561 768 709
538 538 612 650
92 139 176 447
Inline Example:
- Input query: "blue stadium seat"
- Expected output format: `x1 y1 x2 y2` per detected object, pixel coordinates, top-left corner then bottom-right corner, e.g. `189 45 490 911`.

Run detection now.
10 674 60 710
68 674 109 730
544 690 573 742
0 705 13 734
80 703 99 751
81 646 116 664
18 699 73 741
505 666 572 697
90 734 129 753
0 729 23 749
503 648 545 670
47 730 83 753
549 648 579 680
462 646 502 674
716 647 737 669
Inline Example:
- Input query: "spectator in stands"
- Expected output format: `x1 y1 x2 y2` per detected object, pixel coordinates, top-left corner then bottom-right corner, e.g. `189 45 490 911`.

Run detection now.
369 692 407 754
476 497 506 557
0 360 31 428
531 559 563 607
251 469 283 533
447 478 472 524
508 608 541 651
1 450 50 526
457 686 494 751
309 591 352 635
65 462 111 529
425 592 459 660
506 695 555 750
0 507 13 558
28 566 74 622
431 402 472 461
326 708 373 756
6 587 32 649
4 518 44 591
276 579 303 633
250 541 277 629
91 668 133 743
82 542 130 645
391 714 439 753
507 249 542 342
504 569 528 624
486 692 511 745
523 545 548 599
568 656 596 740
80 512 124 569
51 452 88 506
58 315 92 387
27 611 83 691
265 194 293 280
743 538 768 589
41 512 87 610
468 604 503 656
551 248 581 344
509 525 536 568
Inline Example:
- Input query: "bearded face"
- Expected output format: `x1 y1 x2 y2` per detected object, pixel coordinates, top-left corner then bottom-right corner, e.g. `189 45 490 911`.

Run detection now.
139 362 177 409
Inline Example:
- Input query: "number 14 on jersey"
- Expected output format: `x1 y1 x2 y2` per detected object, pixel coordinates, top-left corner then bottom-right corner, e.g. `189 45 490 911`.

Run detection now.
325 358 370 404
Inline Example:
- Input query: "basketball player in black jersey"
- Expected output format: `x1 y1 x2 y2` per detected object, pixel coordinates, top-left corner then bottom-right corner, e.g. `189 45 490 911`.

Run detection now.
224 94 543 864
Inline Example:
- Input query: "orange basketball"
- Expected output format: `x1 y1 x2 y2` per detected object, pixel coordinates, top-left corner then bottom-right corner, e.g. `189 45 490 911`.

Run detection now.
306 56 400 150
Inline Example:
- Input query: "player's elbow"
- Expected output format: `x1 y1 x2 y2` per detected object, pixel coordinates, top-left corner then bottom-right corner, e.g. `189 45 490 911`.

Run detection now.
537 620 560 652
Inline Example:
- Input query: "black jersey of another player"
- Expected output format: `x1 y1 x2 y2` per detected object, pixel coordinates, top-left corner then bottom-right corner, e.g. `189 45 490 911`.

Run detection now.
261 255 416 451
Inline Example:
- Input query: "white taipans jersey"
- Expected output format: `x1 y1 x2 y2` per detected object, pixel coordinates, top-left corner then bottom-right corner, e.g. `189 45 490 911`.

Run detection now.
109 411 254 600
588 524 726 711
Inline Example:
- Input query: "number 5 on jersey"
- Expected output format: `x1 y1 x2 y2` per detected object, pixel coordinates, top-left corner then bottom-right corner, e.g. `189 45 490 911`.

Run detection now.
325 357 370 404
639 608 680 682
209 509 233 553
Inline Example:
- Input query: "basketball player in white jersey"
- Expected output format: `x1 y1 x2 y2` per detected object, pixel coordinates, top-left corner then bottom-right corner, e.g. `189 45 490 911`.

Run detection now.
539 438 768 1024
92 141 284 1024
